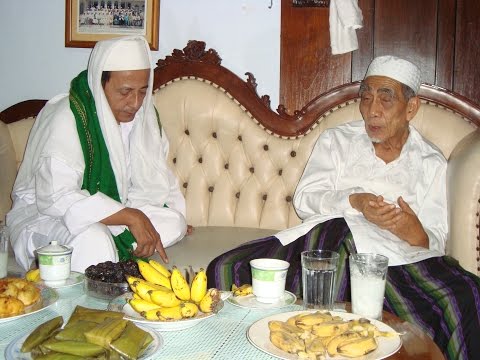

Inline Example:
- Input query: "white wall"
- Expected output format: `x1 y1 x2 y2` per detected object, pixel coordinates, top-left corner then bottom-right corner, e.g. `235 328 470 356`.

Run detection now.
0 0 280 112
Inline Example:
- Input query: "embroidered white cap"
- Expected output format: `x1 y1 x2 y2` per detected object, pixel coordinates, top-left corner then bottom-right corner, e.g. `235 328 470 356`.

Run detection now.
103 38 151 71
365 55 421 94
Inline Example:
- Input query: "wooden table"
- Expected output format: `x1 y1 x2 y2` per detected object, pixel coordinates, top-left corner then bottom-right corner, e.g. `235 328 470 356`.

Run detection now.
382 310 445 360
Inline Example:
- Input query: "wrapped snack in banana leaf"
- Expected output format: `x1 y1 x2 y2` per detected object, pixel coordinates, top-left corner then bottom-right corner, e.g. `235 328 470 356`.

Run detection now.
110 321 154 360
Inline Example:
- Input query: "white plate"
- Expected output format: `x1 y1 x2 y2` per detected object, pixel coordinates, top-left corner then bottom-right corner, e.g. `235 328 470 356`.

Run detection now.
0 284 58 324
247 310 402 360
227 291 297 309
38 271 84 289
5 322 163 360
108 292 224 331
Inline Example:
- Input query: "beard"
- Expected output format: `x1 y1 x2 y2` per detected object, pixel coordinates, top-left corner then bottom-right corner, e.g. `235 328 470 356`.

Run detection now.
369 136 383 143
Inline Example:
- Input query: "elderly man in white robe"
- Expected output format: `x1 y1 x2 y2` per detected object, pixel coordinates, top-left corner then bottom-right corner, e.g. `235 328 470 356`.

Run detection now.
207 56 480 360
7 36 188 273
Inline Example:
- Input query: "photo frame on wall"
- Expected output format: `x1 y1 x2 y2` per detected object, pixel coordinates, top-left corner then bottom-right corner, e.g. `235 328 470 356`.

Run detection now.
65 0 159 50
292 0 330 7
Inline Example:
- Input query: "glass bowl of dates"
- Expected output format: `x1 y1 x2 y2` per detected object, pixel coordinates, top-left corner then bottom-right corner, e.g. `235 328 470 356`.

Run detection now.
84 260 143 300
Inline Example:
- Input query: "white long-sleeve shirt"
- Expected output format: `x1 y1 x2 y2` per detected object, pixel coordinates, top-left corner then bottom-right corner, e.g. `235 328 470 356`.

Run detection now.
275 121 447 266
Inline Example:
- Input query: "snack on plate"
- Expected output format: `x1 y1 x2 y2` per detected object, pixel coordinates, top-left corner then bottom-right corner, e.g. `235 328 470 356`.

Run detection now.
268 311 399 359
20 307 154 359
231 283 253 297
0 296 25 318
0 277 41 317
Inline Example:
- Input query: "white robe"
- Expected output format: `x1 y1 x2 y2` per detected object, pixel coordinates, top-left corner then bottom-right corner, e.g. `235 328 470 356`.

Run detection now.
275 121 447 266
7 36 187 272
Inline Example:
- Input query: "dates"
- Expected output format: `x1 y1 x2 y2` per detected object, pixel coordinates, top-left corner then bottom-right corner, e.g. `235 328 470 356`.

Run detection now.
85 260 142 283
84 260 144 300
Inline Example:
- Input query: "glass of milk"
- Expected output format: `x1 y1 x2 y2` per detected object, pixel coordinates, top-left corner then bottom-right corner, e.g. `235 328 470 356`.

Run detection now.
349 253 389 320
0 225 9 278
301 250 340 310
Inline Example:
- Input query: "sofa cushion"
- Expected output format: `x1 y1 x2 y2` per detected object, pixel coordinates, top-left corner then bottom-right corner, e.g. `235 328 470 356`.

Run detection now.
0 121 16 222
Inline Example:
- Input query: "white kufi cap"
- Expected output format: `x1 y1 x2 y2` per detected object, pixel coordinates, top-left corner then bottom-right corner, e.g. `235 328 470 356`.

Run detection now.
365 55 421 94
103 38 151 71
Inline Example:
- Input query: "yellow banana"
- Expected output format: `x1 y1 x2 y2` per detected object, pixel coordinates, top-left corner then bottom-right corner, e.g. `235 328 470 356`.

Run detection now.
199 288 221 313
190 268 207 303
231 283 253 296
304 335 326 358
268 320 307 338
156 305 183 321
149 289 182 308
312 320 350 337
129 298 161 313
149 259 172 278
25 269 41 282
180 302 199 318
269 330 305 354
170 266 190 301
133 280 172 302
326 331 363 357
337 335 378 357
132 293 142 300
141 309 161 321
295 311 333 327
137 260 172 289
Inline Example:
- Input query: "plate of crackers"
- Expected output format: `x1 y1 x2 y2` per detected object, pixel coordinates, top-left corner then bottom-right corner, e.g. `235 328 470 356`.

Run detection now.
0 278 58 323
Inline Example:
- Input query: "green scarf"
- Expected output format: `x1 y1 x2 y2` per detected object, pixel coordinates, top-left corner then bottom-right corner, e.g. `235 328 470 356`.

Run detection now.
69 70 136 260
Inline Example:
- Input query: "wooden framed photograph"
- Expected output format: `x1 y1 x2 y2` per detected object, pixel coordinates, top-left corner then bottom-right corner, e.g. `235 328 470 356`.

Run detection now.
65 0 159 50
292 0 329 7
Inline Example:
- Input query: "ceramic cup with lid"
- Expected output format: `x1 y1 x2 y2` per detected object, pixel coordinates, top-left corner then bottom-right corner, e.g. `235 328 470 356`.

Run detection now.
36 241 73 286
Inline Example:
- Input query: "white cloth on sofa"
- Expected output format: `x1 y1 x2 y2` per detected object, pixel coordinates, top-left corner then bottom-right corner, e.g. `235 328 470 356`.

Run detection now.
275 121 447 266
329 0 363 55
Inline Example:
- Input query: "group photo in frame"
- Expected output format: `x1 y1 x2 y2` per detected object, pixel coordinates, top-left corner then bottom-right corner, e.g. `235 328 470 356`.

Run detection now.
65 0 159 50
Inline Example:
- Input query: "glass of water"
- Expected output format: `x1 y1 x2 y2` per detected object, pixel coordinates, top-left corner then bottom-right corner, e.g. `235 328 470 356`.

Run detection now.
0 225 9 278
301 250 339 310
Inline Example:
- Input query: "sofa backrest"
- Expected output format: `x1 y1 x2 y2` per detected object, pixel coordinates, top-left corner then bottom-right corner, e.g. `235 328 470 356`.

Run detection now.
0 100 45 223
152 41 479 231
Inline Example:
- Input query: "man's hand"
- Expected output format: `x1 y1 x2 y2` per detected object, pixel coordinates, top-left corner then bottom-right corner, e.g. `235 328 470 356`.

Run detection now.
385 197 428 248
349 194 428 248
350 193 399 228
101 207 168 262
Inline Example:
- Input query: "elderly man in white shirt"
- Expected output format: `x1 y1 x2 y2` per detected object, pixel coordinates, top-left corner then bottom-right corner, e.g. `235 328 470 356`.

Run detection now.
7 36 188 273
207 56 480 360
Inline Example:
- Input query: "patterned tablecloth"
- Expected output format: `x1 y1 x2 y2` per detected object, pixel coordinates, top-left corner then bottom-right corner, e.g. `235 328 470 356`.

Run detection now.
0 284 303 359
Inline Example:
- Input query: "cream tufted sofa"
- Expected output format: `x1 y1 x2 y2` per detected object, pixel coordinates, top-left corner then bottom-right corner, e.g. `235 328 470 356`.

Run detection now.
1 41 480 277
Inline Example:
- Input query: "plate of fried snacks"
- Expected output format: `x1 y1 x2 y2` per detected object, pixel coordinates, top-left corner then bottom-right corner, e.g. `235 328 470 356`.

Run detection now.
5 305 163 360
247 310 402 360
0 278 58 322
108 263 224 331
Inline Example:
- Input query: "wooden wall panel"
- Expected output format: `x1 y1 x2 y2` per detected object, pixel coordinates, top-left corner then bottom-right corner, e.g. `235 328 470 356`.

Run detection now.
436 0 456 89
280 0 480 111
372 0 438 85
454 0 480 102
352 0 374 81
280 1 350 114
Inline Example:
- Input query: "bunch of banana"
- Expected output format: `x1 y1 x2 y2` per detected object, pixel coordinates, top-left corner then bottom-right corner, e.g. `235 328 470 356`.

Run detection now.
268 311 399 359
231 283 253 296
127 263 221 322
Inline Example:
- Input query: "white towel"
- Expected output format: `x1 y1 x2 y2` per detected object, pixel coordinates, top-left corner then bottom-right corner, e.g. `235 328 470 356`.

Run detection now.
329 0 363 55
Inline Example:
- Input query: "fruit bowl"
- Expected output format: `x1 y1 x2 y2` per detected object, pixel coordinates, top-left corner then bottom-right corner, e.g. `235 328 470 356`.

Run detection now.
83 260 142 300
108 292 224 331
83 277 130 300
